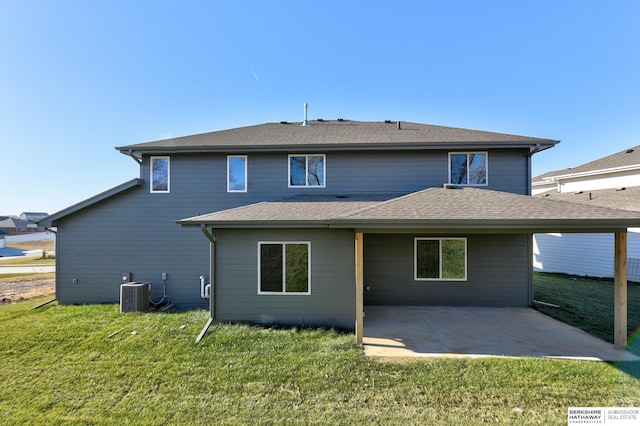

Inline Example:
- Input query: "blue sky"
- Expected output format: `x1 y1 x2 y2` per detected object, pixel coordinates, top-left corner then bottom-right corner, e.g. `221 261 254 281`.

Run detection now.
1 1 639 216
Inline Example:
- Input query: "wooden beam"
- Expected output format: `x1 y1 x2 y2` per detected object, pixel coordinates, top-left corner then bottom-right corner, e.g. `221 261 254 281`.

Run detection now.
355 232 364 346
614 232 628 349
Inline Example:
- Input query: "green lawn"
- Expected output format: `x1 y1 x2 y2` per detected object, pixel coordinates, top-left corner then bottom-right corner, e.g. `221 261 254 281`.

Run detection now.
1 297 639 425
0 256 55 267
533 272 640 351
0 255 55 281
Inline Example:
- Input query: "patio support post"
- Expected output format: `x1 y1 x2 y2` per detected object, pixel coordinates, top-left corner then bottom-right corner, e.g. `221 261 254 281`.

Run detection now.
614 232 628 349
355 232 364 345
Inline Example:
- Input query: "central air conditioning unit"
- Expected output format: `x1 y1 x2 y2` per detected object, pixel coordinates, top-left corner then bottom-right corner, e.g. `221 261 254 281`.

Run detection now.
120 282 150 313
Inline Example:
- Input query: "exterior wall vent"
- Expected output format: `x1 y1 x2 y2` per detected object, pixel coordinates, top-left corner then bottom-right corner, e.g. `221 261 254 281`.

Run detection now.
120 282 150 313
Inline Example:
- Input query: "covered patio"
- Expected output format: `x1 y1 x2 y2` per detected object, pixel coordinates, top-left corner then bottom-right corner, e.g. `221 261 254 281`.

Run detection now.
347 188 640 350
181 186 640 352
362 306 640 361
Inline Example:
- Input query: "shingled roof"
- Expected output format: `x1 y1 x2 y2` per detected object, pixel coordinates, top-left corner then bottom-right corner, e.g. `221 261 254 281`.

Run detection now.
533 144 640 182
118 120 558 156
178 187 640 232
535 186 640 213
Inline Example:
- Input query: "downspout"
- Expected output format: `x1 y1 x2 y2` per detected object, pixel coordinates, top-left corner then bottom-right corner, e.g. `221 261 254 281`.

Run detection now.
44 227 58 303
526 143 541 196
200 224 216 318
123 149 143 166
196 224 216 343
120 149 144 182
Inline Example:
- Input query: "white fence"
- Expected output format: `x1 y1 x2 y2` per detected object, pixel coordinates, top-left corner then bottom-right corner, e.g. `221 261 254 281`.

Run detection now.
5 232 55 243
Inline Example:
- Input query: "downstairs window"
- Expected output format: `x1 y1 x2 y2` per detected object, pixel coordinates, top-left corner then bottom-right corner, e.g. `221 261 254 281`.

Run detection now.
415 237 467 281
258 242 311 294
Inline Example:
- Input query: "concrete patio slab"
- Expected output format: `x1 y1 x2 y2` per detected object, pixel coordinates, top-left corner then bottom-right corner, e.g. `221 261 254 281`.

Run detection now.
363 306 640 361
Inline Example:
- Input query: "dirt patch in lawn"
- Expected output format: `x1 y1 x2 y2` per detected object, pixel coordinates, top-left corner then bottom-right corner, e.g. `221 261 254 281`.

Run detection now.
7 239 55 251
0 274 55 303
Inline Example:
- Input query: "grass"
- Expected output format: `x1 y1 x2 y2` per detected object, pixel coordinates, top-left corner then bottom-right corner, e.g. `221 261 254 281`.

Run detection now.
0 272 54 282
0 298 639 425
0 256 55 266
1 239 55 281
533 272 640 350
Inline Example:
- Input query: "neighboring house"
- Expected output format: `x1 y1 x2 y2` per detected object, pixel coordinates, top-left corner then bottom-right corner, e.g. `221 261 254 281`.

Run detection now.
532 145 640 195
20 212 49 223
0 216 40 234
533 145 640 282
40 119 640 345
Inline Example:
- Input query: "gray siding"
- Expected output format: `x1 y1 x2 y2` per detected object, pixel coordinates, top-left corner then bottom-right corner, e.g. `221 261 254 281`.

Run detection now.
55 148 530 309
241 149 529 196
55 187 210 308
363 234 531 306
213 228 355 329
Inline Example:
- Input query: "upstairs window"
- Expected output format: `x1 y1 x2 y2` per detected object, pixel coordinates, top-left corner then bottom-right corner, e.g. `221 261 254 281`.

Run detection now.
289 154 325 187
150 156 170 193
449 152 487 185
415 237 467 281
227 155 247 192
258 242 311 294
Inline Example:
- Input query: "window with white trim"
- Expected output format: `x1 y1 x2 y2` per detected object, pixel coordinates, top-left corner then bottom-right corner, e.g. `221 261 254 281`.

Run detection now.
415 237 467 281
449 152 487 185
227 155 247 192
289 154 325 187
150 156 170 193
258 242 311 294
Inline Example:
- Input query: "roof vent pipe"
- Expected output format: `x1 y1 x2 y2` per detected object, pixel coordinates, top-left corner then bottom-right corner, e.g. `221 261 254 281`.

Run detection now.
397 121 401 130
302 103 309 126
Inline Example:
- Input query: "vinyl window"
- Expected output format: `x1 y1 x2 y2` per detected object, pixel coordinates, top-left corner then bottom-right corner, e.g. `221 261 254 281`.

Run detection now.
449 152 487 185
258 242 311 294
150 156 170 193
227 155 247 192
415 237 467 281
289 154 325 187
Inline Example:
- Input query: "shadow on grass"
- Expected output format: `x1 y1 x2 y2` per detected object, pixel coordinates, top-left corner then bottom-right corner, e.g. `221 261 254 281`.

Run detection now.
214 320 355 336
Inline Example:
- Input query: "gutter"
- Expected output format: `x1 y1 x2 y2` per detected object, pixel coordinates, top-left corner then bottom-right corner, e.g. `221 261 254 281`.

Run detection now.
181 217 640 233
116 141 559 156
179 221 332 229
541 164 640 182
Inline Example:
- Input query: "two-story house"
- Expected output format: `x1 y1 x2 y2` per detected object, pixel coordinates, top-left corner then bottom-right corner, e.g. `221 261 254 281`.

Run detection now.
40 119 640 345
533 145 640 281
